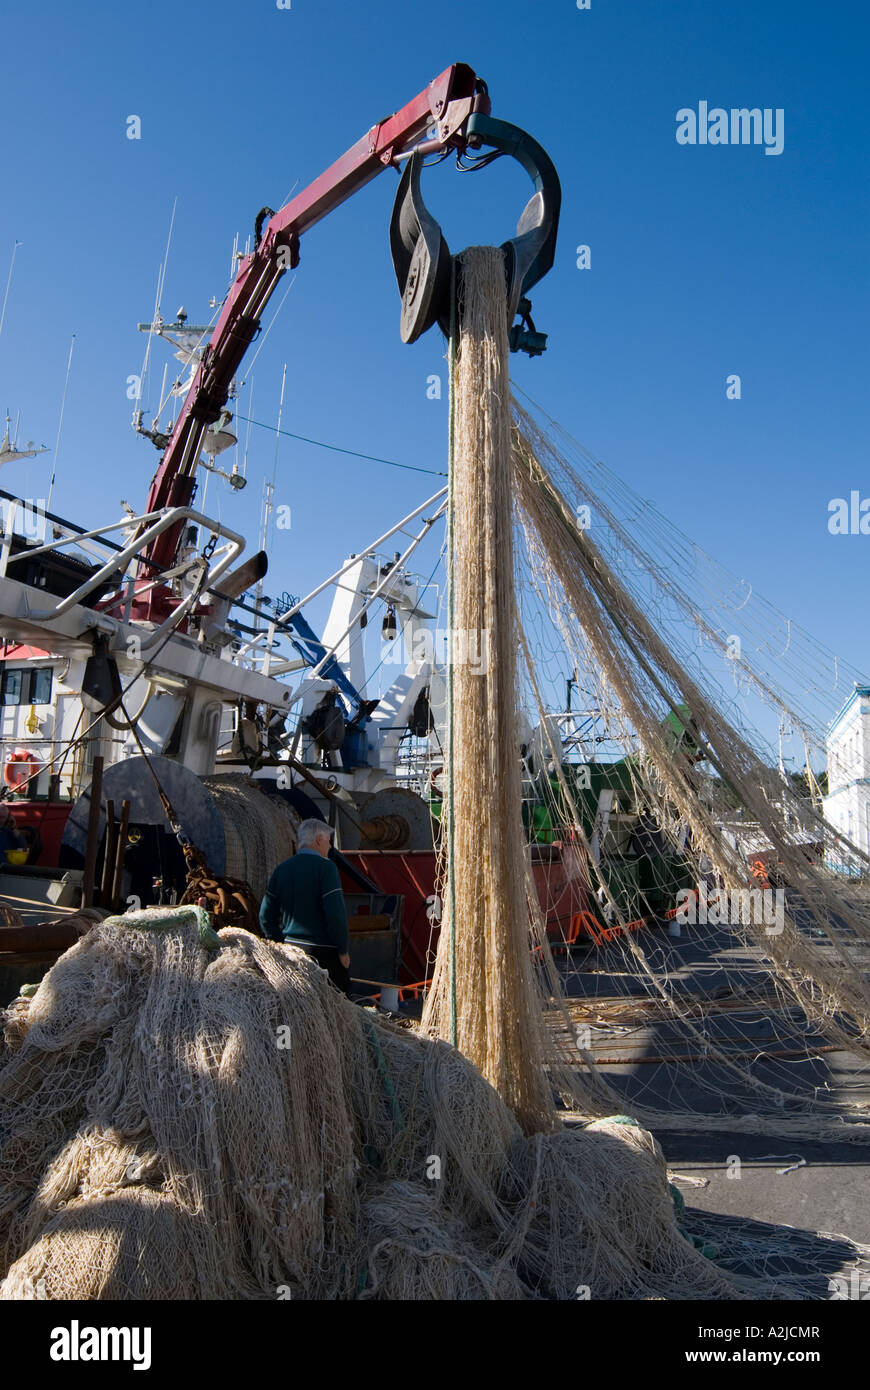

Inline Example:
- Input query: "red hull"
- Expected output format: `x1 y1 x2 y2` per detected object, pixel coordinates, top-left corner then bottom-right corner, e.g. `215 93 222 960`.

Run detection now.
341 847 591 984
5 802 71 868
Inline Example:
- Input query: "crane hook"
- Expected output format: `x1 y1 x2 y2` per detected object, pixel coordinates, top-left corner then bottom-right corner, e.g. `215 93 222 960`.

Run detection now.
389 116 561 353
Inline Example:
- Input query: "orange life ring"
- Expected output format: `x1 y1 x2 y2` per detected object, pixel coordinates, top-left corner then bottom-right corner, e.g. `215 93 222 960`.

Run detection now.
428 765 444 798
3 750 40 791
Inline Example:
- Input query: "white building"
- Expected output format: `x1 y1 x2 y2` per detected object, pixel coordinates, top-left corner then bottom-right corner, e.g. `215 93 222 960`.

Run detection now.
824 684 870 870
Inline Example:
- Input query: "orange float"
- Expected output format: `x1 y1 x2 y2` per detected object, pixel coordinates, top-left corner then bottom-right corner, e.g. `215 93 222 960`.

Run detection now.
3 749 40 792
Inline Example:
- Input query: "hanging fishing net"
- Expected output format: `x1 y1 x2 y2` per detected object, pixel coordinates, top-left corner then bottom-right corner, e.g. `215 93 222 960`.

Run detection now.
414 247 870 1155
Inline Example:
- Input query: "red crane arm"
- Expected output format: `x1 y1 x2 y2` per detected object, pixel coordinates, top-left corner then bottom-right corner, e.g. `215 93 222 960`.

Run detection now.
139 62 487 593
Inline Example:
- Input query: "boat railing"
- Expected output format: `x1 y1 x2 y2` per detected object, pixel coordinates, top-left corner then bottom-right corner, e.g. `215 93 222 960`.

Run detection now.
0 498 245 649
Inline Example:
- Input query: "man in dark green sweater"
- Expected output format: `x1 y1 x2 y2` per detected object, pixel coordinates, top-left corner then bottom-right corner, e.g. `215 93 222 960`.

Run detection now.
259 819 351 995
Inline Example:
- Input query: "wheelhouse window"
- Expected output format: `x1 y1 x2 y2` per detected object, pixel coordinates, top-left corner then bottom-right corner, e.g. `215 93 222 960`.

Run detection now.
1 670 23 706
31 668 53 705
1 667 52 706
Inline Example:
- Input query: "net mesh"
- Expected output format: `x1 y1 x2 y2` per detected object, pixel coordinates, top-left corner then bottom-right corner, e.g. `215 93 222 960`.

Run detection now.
0 912 760 1300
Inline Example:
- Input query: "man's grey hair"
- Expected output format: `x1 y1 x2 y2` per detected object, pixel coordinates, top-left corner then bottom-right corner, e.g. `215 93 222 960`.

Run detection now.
297 818 334 849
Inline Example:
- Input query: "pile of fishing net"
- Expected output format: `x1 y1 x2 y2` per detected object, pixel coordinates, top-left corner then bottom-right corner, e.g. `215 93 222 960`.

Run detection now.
0 907 739 1301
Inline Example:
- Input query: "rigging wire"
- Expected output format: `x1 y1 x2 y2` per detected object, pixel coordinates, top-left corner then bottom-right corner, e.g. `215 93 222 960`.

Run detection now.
0 239 22 346
232 413 447 476
46 335 76 512
237 275 296 386
138 198 178 423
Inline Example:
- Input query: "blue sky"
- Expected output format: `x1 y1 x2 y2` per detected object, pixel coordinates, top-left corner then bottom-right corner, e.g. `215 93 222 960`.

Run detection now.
1 0 868 725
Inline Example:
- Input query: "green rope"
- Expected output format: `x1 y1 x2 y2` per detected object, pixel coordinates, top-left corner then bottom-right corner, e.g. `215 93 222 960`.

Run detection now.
446 260 458 1050
364 1015 404 1135
107 904 222 950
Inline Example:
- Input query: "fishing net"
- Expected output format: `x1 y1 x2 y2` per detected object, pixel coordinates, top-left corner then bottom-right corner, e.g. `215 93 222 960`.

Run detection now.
498 400 870 1141
0 909 751 1300
420 248 554 1133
